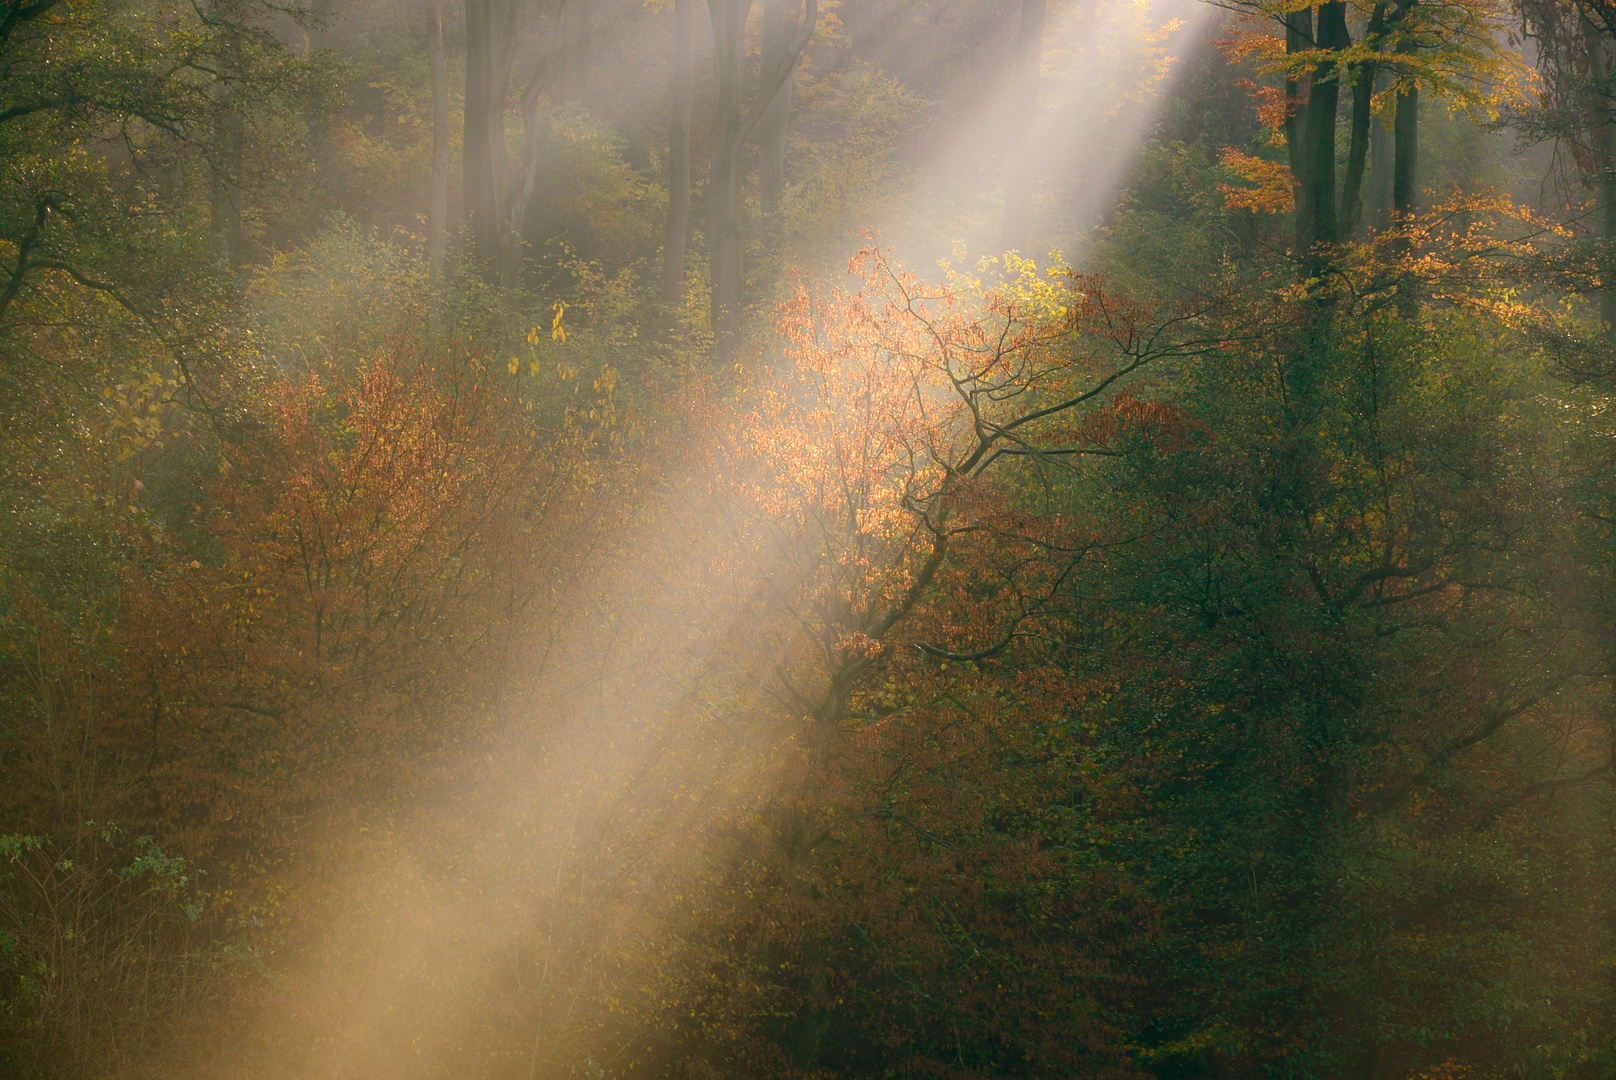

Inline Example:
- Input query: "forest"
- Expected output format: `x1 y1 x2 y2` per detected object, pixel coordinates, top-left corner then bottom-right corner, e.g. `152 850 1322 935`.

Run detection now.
1 0 1614 1076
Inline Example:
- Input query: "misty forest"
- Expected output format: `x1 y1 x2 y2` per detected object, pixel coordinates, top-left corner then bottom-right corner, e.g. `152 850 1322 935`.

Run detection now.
7 0 1616 1076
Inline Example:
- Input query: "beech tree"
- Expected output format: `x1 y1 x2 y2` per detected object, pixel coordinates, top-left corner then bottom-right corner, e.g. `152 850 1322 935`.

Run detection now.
1517 0 1616 334
5 4 1616 1079
426 0 450 289
463 0 519 272
662 0 697 305
463 0 570 286
1222 0 1522 279
706 0 816 359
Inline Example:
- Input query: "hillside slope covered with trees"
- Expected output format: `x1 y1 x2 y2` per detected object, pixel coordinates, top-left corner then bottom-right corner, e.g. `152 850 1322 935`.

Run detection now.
2 0 1615 1078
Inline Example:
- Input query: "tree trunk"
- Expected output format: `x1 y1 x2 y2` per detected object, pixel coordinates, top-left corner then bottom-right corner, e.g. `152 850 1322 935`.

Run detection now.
1339 5 1385 238
1285 5 1314 257
707 0 748 361
707 0 815 361
1391 90 1418 221
1601 103 1616 338
556 0 592 104
758 0 797 221
464 0 496 267
426 0 450 289
1588 22 1616 337
464 0 520 280
1300 1 1349 270
503 1 565 289
1392 2 1419 314
1001 0 1046 254
1391 2 1419 227
662 0 696 306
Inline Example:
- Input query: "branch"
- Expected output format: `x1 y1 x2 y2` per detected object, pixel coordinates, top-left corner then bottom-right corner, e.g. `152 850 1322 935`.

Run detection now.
0 97 65 127
869 808 950 847
0 196 55 325
1375 691 1555 814
915 634 1018 663
30 259 216 414
1471 759 1613 832
166 699 288 720
916 536 1090 662
0 0 64 51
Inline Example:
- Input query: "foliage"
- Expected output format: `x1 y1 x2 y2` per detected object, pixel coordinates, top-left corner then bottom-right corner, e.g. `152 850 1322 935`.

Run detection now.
3 2 1616 1080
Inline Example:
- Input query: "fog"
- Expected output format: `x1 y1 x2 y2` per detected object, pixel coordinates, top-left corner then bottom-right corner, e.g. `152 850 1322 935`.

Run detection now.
2 1 1612 1079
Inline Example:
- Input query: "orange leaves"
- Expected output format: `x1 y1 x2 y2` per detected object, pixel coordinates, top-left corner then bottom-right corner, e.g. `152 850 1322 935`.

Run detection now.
1219 148 1296 214
726 244 1194 751
1306 190 1580 319
1215 13 1285 69
236 359 475 599
19 343 627 874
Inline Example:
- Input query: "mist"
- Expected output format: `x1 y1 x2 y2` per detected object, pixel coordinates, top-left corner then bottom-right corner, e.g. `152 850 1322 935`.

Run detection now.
2 1 1614 1079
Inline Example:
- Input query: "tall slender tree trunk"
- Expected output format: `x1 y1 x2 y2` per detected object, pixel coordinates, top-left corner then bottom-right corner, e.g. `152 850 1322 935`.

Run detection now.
1299 0 1348 273
1392 1 1419 314
707 0 748 361
1588 23 1616 337
758 0 797 222
1285 6 1314 257
426 0 450 290
1391 84 1418 221
503 0 568 290
556 0 592 104
1002 0 1046 254
489 0 518 266
1339 5 1385 239
706 0 814 361
1601 110 1616 338
305 0 338 205
1391 0 1419 227
465 0 496 267
662 0 696 306
464 0 520 280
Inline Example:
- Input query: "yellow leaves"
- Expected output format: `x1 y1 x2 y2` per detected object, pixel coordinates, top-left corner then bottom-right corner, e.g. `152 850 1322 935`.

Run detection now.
508 356 521 376
1219 0 1534 126
1409 1062 1472 1080
551 301 568 343
1218 148 1295 214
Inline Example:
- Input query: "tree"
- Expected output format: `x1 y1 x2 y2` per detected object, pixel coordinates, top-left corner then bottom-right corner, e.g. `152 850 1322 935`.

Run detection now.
463 0 571 287
463 0 519 273
759 0 804 221
733 248 1215 769
662 0 697 306
0 0 333 340
426 0 450 292
706 0 816 360
1222 0 1521 280
1517 0 1616 334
